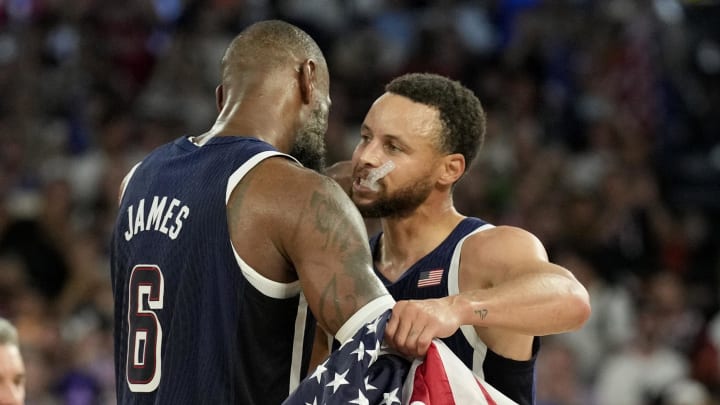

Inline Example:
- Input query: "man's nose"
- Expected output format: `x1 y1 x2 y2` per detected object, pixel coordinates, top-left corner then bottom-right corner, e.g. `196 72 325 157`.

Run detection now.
356 140 383 168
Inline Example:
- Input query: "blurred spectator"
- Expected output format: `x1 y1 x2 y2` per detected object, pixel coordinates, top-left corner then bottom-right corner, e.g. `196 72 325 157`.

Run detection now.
654 378 712 405
554 248 636 383
594 298 691 405
0 178 72 302
0 317 25 405
536 337 593 405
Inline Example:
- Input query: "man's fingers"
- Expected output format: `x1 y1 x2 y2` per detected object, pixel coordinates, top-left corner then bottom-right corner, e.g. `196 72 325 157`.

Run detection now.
406 323 431 357
415 329 434 357
387 300 455 357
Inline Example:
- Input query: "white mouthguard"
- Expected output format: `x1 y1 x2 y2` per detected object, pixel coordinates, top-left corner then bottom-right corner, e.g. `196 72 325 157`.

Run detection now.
360 160 395 191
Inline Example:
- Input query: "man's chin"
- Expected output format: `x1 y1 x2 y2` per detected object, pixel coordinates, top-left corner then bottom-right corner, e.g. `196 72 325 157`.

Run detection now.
354 201 386 218
357 208 383 219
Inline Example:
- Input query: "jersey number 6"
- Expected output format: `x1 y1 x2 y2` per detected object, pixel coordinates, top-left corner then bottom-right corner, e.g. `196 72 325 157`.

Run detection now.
127 264 165 392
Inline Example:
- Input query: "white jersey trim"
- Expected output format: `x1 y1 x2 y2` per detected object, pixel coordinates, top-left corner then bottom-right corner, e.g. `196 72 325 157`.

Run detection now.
119 161 142 204
225 150 300 204
226 150 302 299
447 222 495 377
335 294 396 343
289 292 309 394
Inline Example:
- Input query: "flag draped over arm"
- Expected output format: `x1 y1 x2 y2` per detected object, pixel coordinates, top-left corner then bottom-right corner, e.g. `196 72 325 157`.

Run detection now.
283 310 518 405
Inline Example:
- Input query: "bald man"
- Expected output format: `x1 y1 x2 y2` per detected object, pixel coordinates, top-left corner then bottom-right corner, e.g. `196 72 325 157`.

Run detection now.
110 20 397 404
0 318 25 405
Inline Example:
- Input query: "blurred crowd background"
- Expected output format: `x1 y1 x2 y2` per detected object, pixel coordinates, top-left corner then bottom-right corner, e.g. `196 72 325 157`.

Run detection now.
0 0 719 404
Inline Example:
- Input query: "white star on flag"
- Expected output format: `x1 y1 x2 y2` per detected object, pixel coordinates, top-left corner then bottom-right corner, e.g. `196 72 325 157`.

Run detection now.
325 370 350 394
310 362 327 384
381 388 401 405
365 339 380 363
349 389 370 405
351 341 366 361
363 376 377 392
366 315 382 334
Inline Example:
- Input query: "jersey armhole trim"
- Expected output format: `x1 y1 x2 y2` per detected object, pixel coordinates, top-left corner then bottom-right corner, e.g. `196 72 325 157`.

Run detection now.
225 150 301 298
119 161 142 203
231 243 301 298
448 223 495 356
225 150 299 204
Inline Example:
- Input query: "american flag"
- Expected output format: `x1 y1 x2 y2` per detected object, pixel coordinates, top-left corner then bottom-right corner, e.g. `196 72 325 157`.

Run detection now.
283 310 517 405
417 269 444 287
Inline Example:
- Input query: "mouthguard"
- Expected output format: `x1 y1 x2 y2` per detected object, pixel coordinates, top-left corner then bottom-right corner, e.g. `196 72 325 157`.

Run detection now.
360 160 395 191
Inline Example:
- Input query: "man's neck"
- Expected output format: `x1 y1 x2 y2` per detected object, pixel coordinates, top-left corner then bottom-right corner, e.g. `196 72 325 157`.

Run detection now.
377 203 464 281
208 80 297 153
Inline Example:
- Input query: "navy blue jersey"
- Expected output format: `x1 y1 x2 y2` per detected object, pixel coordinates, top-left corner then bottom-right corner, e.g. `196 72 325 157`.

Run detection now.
110 136 315 405
370 217 540 405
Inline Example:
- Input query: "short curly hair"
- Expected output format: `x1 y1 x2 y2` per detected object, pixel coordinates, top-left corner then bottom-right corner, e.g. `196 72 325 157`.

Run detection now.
385 73 486 174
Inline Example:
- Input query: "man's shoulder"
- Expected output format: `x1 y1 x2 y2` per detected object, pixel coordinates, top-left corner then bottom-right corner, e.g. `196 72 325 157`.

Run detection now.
231 159 348 225
252 158 338 195
459 225 546 275
463 224 539 247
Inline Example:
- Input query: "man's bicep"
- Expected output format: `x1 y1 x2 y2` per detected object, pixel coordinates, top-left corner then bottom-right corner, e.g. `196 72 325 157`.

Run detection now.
285 175 387 335
461 226 563 286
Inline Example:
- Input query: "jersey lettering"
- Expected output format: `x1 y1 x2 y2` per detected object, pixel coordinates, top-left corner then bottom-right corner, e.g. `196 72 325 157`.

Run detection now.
124 196 190 241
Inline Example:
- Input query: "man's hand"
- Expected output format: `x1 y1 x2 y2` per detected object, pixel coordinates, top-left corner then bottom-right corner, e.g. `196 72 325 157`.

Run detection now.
384 298 463 358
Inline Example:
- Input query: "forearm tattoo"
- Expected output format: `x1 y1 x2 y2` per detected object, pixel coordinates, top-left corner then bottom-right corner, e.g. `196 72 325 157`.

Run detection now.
475 309 489 320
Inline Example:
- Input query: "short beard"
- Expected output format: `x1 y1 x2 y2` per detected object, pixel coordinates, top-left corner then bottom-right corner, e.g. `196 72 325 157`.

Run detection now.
354 178 433 219
291 138 325 172
291 107 327 172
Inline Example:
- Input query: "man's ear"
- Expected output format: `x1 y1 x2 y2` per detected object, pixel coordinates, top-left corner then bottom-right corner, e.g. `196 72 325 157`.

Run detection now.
215 84 224 112
438 153 465 186
298 59 316 105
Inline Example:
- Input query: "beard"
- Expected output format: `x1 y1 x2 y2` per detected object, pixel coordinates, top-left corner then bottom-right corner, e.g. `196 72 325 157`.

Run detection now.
291 105 327 172
353 176 434 219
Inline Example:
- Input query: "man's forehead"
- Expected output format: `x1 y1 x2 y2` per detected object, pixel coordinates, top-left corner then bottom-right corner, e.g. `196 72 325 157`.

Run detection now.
365 93 440 137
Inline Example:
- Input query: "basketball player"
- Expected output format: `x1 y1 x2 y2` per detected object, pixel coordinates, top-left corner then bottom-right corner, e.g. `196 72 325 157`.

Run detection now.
110 20 398 404
329 73 591 405
0 317 25 405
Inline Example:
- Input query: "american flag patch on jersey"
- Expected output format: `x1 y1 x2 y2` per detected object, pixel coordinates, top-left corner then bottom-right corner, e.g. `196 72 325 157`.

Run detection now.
417 269 444 287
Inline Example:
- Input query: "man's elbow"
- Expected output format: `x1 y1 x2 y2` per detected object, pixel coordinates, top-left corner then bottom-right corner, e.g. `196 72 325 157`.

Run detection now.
565 286 591 331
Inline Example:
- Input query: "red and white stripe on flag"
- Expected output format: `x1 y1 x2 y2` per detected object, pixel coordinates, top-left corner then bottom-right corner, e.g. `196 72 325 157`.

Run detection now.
402 339 518 405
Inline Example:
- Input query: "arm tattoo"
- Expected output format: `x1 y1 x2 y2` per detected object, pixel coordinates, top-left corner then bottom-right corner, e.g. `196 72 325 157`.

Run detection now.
309 189 380 330
317 275 359 333
309 189 375 285
309 190 353 252
475 309 489 320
